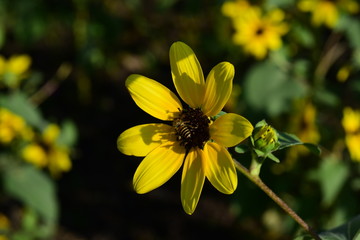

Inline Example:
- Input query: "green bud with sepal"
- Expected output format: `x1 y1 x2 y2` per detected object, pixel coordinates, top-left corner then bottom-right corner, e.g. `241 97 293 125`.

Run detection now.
251 120 280 159
252 124 279 153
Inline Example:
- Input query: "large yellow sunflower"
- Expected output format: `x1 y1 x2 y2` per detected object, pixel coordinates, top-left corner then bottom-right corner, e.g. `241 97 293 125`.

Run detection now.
117 41 253 215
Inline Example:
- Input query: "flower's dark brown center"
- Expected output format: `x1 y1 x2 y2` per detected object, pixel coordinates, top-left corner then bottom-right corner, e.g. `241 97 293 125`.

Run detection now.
173 107 210 151
255 26 265 36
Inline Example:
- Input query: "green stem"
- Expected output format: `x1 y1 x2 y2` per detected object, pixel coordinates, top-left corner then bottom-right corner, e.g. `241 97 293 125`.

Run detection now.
233 159 321 240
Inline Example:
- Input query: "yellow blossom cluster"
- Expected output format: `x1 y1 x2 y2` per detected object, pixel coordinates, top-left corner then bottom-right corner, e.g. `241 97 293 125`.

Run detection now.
0 108 34 144
298 0 359 28
342 107 360 161
0 55 31 89
22 124 72 177
0 107 72 177
222 0 288 59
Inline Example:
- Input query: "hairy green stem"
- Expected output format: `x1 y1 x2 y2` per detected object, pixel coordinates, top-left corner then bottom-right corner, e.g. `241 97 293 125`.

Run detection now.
233 159 321 240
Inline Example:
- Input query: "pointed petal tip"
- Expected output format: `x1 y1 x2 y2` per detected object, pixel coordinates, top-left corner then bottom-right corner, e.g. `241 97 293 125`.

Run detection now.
125 74 182 120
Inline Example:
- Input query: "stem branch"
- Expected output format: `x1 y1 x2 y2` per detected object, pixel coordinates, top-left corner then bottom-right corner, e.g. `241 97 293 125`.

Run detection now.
233 159 321 240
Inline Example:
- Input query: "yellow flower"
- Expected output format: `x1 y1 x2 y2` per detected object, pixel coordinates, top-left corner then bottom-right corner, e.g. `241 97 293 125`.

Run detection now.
117 42 253 215
47 147 72 177
21 124 72 177
22 143 48 168
337 65 352 82
342 107 360 162
298 0 359 28
231 8 288 59
43 124 61 144
221 0 251 19
0 213 10 240
0 108 33 144
0 55 31 89
342 107 360 133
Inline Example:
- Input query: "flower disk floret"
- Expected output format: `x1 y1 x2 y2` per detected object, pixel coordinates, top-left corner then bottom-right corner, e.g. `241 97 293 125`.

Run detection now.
117 41 253 215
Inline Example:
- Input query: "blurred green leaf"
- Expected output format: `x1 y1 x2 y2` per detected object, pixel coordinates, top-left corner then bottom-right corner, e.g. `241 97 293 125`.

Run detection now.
264 0 296 8
244 60 306 116
292 23 315 48
337 15 360 49
3 164 58 222
319 215 360 240
57 120 78 147
314 88 339 107
308 155 349 207
11 208 55 240
0 91 45 129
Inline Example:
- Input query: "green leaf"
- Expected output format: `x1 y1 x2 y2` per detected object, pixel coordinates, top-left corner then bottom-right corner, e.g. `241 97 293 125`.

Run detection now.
244 61 306 116
314 88 339 107
308 155 349 207
318 232 347 240
267 153 280 163
291 23 315 48
3 164 58 222
319 215 360 240
0 92 45 129
277 131 321 155
57 120 78 147
235 144 250 154
337 15 360 49
264 0 296 8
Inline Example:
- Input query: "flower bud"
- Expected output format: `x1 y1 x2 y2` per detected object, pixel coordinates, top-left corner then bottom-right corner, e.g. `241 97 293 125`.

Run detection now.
252 124 279 153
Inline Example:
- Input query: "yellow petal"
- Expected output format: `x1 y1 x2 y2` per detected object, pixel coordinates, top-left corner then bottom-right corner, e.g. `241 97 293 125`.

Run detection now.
181 148 205 215
126 74 182 121
8 55 31 75
133 142 186 194
170 41 205 108
210 113 253 147
203 142 237 194
0 56 6 74
117 123 174 157
202 62 234 116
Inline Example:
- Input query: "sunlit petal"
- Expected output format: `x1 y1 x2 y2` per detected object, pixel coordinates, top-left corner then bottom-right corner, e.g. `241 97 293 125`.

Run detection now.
181 148 205 215
133 142 186 194
203 142 237 194
210 113 253 147
126 74 182 121
117 123 175 157
202 62 234 117
170 41 205 108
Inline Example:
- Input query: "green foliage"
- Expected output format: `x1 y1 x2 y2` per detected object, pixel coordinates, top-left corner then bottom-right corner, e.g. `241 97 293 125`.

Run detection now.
0 0 359 239
308 155 349 208
0 92 45 129
244 60 306 116
3 164 58 223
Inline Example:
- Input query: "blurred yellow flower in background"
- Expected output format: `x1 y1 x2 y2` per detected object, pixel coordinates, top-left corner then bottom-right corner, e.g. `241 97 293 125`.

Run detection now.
298 0 359 28
22 124 72 177
342 107 360 161
0 55 31 89
337 65 352 82
0 213 10 240
221 0 251 19
222 1 288 59
0 108 34 144
275 101 320 174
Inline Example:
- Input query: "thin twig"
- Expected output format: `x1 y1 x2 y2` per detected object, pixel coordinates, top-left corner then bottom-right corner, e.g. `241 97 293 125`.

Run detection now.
29 63 72 106
233 159 321 240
